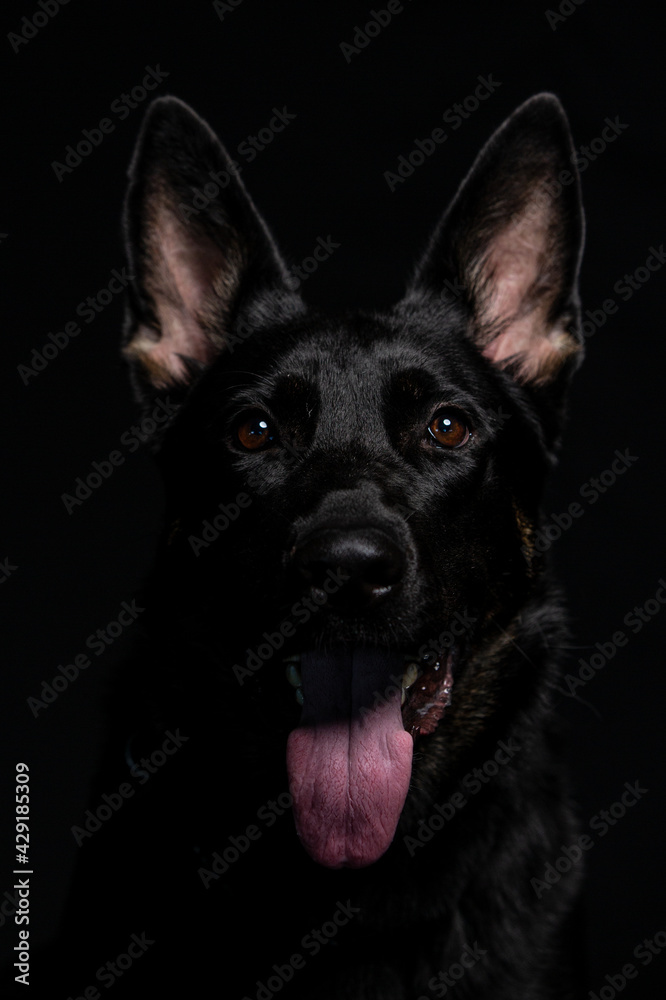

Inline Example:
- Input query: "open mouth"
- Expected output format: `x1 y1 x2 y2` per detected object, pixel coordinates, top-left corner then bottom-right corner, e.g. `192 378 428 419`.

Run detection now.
284 647 454 869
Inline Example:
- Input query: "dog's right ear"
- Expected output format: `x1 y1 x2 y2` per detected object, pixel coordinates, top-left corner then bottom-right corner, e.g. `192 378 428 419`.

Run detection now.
122 96 297 399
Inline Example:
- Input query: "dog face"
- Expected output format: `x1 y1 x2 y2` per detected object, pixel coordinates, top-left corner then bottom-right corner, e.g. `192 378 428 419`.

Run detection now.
122 94 583 871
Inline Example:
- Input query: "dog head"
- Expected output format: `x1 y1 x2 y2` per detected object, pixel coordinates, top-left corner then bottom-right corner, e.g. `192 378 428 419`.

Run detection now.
121 94 583 869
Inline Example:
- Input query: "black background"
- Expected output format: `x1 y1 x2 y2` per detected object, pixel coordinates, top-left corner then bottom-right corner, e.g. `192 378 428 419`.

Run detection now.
1 0 665 995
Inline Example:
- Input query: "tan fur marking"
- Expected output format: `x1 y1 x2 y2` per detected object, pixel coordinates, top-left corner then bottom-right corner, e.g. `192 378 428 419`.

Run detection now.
512 499 537 576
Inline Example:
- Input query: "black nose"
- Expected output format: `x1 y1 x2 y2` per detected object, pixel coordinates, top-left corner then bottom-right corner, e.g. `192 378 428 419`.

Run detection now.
291 528 405 611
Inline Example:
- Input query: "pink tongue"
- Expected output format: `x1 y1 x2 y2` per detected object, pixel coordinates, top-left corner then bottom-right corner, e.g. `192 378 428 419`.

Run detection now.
286 649 413 868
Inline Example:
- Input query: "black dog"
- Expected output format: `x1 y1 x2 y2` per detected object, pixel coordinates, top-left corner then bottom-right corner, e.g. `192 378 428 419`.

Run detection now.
52 92 586 999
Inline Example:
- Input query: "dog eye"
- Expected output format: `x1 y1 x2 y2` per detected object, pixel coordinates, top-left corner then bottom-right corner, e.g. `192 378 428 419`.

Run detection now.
236 413 277 451
426 410 470 449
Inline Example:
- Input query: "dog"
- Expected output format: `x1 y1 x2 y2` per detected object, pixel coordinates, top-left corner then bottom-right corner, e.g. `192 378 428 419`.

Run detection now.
50 91 586 1000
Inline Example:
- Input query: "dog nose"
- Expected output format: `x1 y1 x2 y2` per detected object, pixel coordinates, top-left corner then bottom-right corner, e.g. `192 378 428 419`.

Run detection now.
291 529 405 611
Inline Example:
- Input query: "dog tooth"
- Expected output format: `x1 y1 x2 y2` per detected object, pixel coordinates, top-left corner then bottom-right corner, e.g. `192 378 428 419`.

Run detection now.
285 664 302 688
295 688 304 706
402 662 420 689
401 687 406 706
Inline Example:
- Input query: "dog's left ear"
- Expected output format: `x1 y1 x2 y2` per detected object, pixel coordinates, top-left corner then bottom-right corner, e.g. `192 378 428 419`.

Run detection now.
408 93 584 390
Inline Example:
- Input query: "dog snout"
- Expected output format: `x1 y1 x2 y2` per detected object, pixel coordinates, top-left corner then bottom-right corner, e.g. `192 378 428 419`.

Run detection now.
290 528 405 611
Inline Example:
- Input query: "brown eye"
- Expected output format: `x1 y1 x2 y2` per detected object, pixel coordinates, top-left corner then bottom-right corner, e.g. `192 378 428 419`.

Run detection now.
236 414 276 451
427 410 470 449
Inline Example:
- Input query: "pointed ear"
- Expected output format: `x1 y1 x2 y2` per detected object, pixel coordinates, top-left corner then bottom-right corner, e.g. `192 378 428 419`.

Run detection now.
409 93 585 388
122 96 296 396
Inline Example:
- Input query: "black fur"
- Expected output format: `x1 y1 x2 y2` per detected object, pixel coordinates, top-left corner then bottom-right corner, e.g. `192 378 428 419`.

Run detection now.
50 93 586 999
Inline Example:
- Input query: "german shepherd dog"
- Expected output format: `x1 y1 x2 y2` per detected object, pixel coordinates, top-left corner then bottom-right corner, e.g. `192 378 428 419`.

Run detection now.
52 93 586 999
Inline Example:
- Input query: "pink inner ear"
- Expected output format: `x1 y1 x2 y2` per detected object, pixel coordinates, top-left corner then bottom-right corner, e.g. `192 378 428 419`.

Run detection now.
482 212 547 328
160 210 221 319
129 313 215 385
476 200 575 382
482 314 572 383
127 205 227 385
